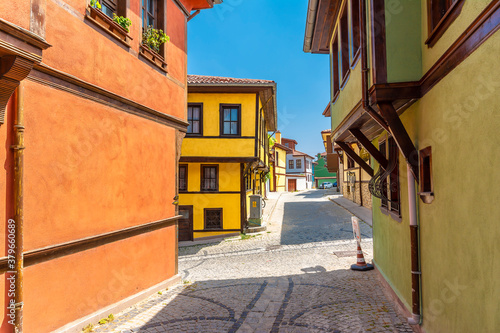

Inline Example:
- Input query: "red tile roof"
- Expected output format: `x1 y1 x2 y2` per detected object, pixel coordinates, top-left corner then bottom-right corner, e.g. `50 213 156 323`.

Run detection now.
187 75 275 85
291 149 314 159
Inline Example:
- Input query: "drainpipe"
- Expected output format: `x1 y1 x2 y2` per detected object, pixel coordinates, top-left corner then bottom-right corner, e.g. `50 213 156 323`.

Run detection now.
360 0 421 324
12 84 25 332
407 163 421 325
360 0 389 132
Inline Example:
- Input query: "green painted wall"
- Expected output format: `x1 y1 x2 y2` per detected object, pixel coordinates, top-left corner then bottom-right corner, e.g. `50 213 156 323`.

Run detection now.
314 153 337 179
384 0 422 82
374 31 500 333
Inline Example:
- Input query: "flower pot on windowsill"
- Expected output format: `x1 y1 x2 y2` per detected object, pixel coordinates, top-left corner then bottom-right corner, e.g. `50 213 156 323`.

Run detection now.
86 6 132 46
140 44 168 72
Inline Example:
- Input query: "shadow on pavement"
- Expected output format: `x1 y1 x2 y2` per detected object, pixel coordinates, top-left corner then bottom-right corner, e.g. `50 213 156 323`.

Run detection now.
96 269 412 333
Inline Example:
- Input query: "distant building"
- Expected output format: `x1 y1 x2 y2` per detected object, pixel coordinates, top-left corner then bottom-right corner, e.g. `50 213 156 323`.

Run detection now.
270 131 288 192
179 75 277 241
282 138 314 191
313 153 337 188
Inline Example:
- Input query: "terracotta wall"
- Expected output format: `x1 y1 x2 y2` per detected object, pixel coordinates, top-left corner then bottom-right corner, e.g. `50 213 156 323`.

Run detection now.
0 0 205 331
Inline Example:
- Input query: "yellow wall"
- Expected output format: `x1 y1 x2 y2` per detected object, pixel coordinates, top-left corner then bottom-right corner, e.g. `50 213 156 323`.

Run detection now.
183 93 257 157
274 145 287 192
179 162 241 239
180 91 274 239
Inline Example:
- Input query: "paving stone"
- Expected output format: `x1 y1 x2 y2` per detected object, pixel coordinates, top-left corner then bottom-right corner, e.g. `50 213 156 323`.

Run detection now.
95 191 414 333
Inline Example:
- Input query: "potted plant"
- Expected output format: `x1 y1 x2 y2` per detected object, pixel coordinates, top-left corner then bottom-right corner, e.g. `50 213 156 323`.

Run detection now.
87 0 132 44
141 26 169 70
112 14 131 32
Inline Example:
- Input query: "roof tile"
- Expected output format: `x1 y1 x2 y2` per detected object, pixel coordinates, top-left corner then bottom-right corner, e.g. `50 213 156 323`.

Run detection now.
187 74 275 85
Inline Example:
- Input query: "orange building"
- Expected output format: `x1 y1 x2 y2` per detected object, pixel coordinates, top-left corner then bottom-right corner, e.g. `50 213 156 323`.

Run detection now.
0 0 216 331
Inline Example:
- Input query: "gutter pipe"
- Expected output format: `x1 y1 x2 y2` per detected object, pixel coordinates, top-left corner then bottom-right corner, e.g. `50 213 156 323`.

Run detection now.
12 84 25 332
303 0 319 52
407 163 422 325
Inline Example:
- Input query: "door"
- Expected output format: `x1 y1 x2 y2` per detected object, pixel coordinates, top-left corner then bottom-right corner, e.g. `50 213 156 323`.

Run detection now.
178 205 193 241
288 179 296 192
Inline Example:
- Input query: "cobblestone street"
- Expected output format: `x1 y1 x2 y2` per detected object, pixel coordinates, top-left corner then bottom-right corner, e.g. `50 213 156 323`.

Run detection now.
95 190 414 332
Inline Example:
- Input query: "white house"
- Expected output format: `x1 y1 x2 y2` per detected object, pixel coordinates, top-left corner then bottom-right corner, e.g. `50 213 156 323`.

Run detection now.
281 137 314 191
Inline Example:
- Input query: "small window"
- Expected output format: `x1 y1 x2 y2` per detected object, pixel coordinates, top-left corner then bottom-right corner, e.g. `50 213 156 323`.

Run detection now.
331 32 340 97
388 138 400 214
142 0 156 29
220 105 241 136
179 165 187 192
340 4 350 83
284 143 289 147
426 0 465 46
379 141 388 208
351 0 361 62
201 165 218 191
204 208 222 229
419 147 434 204
101 0 117 17
289 160 294 169
296 159 302 169
276 151 279 162
347 156 355 169
245 172 252 191
187 104 202 135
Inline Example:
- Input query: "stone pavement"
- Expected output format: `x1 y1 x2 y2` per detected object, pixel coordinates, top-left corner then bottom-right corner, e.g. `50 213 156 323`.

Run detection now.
94 190 414 333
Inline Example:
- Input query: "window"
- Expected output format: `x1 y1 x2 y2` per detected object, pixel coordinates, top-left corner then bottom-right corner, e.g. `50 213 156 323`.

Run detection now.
388 138 400 214
101 0 117 17
187 104 202 135
245 172 252 191
340 4 350 84
289 160 294 169
220 105 241 136
379 141 388 208
276 151 279 163
285 143 289 147
201 165 218 191
142 0 156 29
419 147 434 203
179 165 187 192
426 0 465 46
351 0 361 62
296 159 302 169
204 208 222 229
331 32 340 97
347 156 355 169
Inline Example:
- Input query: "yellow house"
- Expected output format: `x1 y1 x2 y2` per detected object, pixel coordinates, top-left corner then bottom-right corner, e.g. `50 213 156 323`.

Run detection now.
270 131 288 192
178 75 277 241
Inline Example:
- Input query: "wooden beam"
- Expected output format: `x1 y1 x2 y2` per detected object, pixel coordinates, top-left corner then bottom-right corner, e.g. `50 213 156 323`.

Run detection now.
335 141 374 177
378 102 419 182
349 128 388 169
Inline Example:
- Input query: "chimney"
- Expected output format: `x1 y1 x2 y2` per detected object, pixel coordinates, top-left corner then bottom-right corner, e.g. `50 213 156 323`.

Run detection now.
275 130 281 144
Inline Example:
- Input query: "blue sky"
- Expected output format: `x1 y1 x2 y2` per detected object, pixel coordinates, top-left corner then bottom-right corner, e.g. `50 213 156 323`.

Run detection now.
187 0 330 158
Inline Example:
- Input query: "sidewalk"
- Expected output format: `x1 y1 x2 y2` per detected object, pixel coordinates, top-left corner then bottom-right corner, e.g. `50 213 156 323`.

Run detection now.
328 194 373 226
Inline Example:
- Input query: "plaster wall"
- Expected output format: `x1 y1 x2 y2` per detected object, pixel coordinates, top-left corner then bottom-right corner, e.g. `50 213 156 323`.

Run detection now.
373 30 500 333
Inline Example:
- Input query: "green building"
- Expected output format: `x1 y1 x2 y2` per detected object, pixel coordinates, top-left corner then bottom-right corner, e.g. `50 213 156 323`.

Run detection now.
313 153 337 188
304 1 500 332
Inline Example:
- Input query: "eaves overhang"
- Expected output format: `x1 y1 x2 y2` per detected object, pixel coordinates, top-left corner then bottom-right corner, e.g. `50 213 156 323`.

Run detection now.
303 0 341 54
188 82 278 132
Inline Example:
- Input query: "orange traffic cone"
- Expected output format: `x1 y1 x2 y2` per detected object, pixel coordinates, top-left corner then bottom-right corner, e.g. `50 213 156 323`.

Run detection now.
350 242 374 271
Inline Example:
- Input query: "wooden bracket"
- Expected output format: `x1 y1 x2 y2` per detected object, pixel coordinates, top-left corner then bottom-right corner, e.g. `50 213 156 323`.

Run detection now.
349 128 389 169
378 102 419 182
0 55 34 124
335 141 374 177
